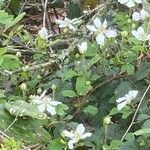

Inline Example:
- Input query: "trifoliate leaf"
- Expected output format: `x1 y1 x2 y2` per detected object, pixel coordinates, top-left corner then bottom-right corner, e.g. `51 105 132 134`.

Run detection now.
5 100 47 119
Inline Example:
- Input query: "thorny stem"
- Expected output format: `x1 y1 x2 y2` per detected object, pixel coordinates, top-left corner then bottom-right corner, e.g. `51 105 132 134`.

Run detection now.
4 115 18 133
121 84 150 142
104 125 108 144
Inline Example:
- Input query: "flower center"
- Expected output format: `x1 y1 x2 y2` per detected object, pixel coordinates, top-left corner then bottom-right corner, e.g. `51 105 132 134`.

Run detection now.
73 132 81 142
98 27 106 33
140 33 148 41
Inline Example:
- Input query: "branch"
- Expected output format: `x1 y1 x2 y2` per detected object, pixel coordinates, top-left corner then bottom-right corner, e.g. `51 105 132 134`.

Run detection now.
121 84 150 141
2 60 58 76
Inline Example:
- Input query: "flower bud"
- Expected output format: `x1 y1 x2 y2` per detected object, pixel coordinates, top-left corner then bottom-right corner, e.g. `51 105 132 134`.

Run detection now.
37 75 42 79
22 65 29 72
127 19 132 23
77 42 88 54
16 52 21 58
86 81 91 86
103 116 111 125
37 88 42 94
51 84 57 90
121 31 128 37
75 53 80 58
131 23 136 29
63 28 69 33
38 27 48 39
20 83 27 91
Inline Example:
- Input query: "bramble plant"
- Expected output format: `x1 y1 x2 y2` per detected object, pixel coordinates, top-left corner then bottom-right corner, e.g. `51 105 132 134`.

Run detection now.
0 0 150 150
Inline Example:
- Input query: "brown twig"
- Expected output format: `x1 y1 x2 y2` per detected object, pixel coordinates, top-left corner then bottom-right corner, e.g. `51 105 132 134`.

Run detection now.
19 0 28 14
2 60 58 76
73 73 123 116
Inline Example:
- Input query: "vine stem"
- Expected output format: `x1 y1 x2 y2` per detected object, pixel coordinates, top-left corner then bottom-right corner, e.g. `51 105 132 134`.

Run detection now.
121 84 150 142
43 0 48 28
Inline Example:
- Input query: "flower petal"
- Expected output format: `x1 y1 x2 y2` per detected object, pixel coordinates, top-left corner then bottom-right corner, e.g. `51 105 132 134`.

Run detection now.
37 104 45 112
46 105 56 115
135 0 142 3
93 18 101 29
125 90 138 103
137 27 144 34
102 19 107 29
55 19 65 24
69 24 77 31
68 139 76 149
38 27 48 39
86 25 97 32
117 101 127 111
116 97 126 103
59 23 67 28
118 0 128 4
140 9 149 20
132 30 140 40
126 1 135 7
76 124 85 135
80 132 92 139
49 101 62 106
63 130 75 139
105 29 117 38
132 12 141 21
39 90 47 99
78 42 88 54
96 33 105 45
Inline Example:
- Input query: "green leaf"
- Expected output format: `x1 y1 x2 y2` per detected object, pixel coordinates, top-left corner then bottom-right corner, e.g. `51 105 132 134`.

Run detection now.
88 54 101 68
85 42 98 57
120 141 138 150
1 57 21 70
5 101 47 119
134 61 150 81
48 139 65 150
0 0 5 8
115 81 132 97
134 128 150 136
64 69 78 80
0 89 5 98
0 48 6 56
62 90 77 97
121 63 135 75
5 12 26 30
0 10 14 25
76 76 91 96
0 103 51 144
121 106 132 119
83 105 98 115
56 104 69 116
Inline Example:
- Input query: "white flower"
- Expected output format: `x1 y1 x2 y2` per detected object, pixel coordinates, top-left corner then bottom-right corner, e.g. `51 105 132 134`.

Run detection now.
86 18 117 45
20 83 27 91
118 0 142 8
140 9 149 20
132 12 141 21
62 124 92 149
77 42 88 54
56 17 78 31
116 90 138 110
38 27 48 39
132 26 150 42
132 9 149 21
31 90 62 115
